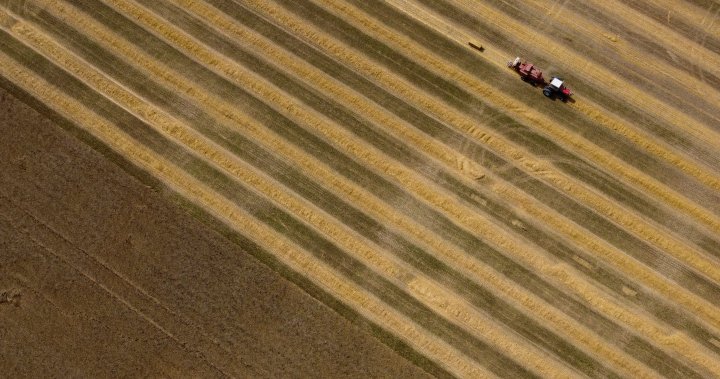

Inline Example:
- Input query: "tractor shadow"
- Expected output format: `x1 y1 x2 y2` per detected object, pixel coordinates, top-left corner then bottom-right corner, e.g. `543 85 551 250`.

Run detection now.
545 95 576 104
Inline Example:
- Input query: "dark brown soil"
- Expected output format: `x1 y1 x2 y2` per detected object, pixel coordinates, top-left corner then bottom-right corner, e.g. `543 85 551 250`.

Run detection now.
0 86 430 378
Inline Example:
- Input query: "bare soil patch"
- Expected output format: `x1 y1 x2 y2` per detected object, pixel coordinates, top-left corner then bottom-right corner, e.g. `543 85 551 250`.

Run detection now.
0 86 429 378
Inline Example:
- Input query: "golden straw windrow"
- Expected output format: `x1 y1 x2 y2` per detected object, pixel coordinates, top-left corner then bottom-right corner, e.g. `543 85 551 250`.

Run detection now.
445 0 720 148
304 0 720 246
107 0 720 374
3 0 720 377
0 46 498 379
8 15 594 376
168 0 720 338
15 3 689 375
239 0 720 306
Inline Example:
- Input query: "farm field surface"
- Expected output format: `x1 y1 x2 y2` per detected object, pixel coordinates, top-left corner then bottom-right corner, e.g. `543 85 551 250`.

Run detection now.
0 0 719 377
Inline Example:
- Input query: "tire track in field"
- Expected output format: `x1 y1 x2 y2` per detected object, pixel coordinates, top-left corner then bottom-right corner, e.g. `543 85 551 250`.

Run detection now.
0 38 495 379
25 2 668 378
362 0 720 235
445 0 720 145
0 194 236 377
258 0 720 306
238 0 720 374
1 3 592 374
296 0 713 294
7 1 680 378
173 0 714 360
105 0 720 376
4 13 577 377
178 3 720 354
54 0 632 376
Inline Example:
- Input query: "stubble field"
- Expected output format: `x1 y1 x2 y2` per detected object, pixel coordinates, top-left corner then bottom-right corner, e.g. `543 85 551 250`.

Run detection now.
1 0 719 377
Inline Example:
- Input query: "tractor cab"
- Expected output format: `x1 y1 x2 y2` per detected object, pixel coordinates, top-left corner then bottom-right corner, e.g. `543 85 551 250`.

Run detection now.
544 77 572 99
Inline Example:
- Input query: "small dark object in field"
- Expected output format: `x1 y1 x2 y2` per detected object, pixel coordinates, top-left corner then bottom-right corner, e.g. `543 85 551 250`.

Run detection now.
468 42 484 52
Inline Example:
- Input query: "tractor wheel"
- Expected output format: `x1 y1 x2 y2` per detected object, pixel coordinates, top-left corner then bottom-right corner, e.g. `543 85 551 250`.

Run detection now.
543 88 552 97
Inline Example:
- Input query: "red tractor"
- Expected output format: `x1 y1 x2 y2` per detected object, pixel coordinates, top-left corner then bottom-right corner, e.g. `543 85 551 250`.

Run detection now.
507 57 572 100
543 77 573 100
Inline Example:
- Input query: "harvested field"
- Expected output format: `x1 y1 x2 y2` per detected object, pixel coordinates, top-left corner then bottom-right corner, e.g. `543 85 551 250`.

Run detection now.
1 0 719 377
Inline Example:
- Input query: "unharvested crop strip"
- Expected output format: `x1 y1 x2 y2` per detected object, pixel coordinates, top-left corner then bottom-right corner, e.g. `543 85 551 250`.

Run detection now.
293 0 720 282
0 49 494 379
88 1 720 373
6 16 578 376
